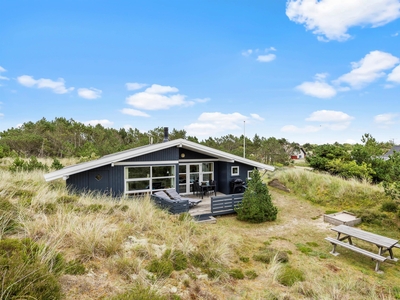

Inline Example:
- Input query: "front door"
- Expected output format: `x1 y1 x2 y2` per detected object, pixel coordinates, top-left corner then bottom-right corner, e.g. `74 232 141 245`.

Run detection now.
88 170 110 195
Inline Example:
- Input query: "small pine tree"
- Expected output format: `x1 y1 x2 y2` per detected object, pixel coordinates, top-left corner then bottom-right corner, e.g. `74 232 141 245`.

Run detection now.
235 169 277 223
51 158 64 170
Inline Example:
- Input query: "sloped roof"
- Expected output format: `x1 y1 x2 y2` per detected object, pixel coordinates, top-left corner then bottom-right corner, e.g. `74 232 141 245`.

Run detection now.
380 145 400 160
44 138 275 182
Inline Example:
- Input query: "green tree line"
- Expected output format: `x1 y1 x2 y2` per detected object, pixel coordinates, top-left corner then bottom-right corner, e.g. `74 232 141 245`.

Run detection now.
0 117 301 165
306 134 396 183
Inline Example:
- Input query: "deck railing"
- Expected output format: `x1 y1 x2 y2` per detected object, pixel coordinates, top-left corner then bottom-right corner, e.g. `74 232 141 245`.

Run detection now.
211 193 244 215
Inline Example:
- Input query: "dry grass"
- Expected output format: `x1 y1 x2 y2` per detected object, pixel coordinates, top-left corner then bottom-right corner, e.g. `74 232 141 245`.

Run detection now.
2 161 400 299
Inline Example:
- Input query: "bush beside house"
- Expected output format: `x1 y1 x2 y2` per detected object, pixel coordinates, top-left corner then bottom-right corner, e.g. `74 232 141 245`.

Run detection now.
235 169 278 223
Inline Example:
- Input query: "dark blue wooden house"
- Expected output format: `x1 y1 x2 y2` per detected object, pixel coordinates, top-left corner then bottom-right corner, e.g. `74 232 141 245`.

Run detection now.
44 138 274 197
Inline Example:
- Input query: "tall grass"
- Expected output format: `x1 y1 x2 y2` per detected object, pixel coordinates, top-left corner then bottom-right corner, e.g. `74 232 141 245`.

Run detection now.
274 168 389 211
2 159 400 299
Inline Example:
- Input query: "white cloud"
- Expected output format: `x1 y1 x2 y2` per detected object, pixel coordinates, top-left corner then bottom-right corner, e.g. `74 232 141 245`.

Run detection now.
17 75 74 94
324 122 352 131
83 119 113 127
185 112 248 136
193 97 211 103
126 84 194 110
282 110 354 134
281 125 322 133
250 113 264 121
243 47 277 62
286 0 400 41
296 81 336 98
120 108 150 117
335 51 399 88
242 49 253 57
306 110 354 122
345 139 357 144
77 87 102 99
17 75 37 87
257 54 276 63
387 65 400 83
374 113 399 124
0 66 9 81
145 84 179 94
315 73 328 81
126 82 148 91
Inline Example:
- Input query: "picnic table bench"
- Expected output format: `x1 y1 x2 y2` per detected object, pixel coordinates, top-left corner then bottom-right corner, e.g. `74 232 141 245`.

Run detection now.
325 224 399 272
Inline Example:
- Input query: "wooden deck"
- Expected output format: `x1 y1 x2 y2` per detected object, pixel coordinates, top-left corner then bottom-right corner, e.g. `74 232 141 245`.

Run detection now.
185 192 225 216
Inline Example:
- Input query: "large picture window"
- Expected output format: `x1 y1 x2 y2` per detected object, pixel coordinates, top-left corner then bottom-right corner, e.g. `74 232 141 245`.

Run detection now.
125 165 175 194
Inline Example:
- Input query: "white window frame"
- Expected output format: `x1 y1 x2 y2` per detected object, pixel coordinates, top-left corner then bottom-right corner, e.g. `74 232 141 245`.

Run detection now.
231 166 239 176
124 165 175 194
247 170 253 180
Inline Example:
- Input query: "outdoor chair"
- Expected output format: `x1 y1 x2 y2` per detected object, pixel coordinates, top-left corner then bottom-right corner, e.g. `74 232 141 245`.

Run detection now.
207 180 216 196
193 181 202 197
165 188 201 207
153 191 173 201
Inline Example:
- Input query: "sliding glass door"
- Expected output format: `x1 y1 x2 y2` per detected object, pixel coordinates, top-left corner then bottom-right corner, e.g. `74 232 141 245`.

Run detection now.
178 163 214 194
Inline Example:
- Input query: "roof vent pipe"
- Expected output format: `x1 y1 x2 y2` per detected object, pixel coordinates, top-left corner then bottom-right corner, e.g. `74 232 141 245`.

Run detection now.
163 127 169 142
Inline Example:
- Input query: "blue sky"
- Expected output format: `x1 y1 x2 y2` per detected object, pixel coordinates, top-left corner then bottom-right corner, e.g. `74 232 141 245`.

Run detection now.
1 0 400 145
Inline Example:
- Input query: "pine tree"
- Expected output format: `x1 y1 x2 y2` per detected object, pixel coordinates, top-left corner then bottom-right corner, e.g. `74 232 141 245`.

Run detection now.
235 169 277 223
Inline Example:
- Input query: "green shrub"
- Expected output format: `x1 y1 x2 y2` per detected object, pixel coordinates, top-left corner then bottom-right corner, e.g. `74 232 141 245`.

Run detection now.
253 248 288 264
56 195 78 204
146 258 174 278
84 204 104 213
170 250 188 271
206 267 223 279
239 256 250 263
108 283 167 300
0 238 62 299
357 209 388 225
178 212 192 222
245 270 258 279
296 243 313 254
9 156 49 172
65 259 86 275
277 265 305 287
381 200 398 213
0 197 18 236
229 268 244 279
235 169 278 223
14 189 35 202
160 249 188 271
120 205 129 212
39 203 58 214
51 158 64 170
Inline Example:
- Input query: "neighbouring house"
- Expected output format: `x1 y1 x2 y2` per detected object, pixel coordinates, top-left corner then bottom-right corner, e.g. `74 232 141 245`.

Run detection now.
290 147 307 160
379 145 400 161
44 129 275 197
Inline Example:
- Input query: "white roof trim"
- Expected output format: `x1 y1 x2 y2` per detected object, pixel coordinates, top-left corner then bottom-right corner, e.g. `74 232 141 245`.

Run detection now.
44 138 275 182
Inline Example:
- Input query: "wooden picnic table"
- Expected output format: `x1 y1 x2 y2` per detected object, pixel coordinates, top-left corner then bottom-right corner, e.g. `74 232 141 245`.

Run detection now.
326 224 399 272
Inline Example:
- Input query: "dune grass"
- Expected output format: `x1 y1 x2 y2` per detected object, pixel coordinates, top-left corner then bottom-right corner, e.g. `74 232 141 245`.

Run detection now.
2 159 400 299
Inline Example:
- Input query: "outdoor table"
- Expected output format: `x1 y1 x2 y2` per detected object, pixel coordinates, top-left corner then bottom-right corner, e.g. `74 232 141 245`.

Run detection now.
326 224 399 272
331 224 399 259
200 184 216 199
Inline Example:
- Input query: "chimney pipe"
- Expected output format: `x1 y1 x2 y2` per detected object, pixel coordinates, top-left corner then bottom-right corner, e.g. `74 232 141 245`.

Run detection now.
163 127 169 142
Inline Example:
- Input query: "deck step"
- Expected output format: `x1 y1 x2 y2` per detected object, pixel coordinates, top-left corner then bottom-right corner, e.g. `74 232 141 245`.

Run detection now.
192 213 217 223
